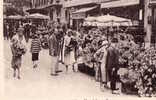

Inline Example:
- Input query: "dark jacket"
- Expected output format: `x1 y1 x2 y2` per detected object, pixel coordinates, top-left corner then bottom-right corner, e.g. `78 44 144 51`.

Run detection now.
106 45 119 70
49 34 59 56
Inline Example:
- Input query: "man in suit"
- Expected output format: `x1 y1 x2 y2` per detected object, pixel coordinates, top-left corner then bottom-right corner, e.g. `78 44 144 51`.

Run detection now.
106 38 120 94
24 23 31 43
49 29 60 76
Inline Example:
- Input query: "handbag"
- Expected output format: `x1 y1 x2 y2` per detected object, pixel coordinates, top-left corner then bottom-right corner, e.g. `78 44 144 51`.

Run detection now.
65 46 72 55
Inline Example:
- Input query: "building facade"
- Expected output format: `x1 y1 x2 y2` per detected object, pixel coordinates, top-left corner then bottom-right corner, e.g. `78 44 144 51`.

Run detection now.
100 0 156 47
4 0 32 16
27 0 156 46
28 0 67 23
64 0 101 29
145 0 156 47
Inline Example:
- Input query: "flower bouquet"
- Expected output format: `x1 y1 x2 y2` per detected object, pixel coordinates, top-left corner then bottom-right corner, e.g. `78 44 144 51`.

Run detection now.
16 42 27 56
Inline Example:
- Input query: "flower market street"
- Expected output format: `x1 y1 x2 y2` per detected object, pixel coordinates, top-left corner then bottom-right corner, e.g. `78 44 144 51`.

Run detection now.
2 40 138 100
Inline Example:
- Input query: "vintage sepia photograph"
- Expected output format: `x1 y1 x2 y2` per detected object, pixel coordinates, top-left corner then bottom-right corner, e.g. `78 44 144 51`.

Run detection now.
2 0 156 100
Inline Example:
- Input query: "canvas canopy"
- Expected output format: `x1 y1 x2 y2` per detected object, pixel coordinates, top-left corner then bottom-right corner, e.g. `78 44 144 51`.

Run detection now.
26 13 50 19
84 15 132 26
101 0 139 9
85 16 97 22
7 15 24 20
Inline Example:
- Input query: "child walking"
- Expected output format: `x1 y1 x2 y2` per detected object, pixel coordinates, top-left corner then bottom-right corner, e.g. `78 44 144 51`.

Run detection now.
30 34 41 68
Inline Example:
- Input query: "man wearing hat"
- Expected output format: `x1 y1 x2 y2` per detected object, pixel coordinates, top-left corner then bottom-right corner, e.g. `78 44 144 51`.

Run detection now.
23 23 31 43
106 38 120 94
49 29 60 76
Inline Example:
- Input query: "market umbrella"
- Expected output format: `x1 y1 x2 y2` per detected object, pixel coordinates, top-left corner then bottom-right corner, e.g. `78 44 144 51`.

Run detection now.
7 15 24 20
85 16 97 22
84 15 132 26
96 15 132 26
83 21 97 26
26 13 50 20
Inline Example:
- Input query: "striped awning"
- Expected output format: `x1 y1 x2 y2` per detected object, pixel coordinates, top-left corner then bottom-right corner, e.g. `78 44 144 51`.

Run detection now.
101 0 139 8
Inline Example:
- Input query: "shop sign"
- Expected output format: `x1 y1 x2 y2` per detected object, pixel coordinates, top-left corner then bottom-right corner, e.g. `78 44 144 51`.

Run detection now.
71 12 86 19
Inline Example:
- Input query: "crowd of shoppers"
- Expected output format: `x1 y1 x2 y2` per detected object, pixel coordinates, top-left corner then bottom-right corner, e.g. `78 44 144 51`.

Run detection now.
5 20 123 95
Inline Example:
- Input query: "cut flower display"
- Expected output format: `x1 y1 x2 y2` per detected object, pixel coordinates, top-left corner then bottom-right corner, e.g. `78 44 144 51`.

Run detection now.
117 34 156 97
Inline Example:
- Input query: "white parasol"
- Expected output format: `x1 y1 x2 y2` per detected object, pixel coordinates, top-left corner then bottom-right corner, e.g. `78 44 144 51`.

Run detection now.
26 13 50 20
7 15 24 20
84 14 132 26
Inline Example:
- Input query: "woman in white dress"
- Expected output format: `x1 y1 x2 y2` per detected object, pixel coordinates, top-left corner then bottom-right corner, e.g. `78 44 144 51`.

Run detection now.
94 40 109 88
63 30 74 72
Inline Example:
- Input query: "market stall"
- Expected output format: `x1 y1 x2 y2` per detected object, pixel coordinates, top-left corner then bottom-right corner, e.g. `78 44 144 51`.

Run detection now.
25 13 50 27
7 15 24 20
83 15 132 27
77 18 156 96
26 13 50 20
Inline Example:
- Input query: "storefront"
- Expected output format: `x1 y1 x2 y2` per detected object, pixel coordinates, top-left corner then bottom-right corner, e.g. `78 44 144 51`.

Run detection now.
64 0 100 29
100 0 146 43
26 3 63 23
46 4 62 22
70 6 99 30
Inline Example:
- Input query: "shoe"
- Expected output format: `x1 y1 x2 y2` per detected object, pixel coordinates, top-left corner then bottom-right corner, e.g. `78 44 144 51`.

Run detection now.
33 64 37 68
100 86 105 92
50 73 58 76
104 84 109 89
112 90 120 94
17 76 21 79
56 70 62 73
66 65 68 72
58 60 62 63
61 62 65 64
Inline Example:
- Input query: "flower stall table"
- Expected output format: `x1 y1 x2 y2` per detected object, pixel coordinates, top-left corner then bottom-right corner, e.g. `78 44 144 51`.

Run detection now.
77 48 95 77
117 34 156 97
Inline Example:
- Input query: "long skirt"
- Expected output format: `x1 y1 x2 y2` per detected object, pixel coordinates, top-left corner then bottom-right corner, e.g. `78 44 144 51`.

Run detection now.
64 50 75 66
100 62 107 83
11 56 22 69
101 51 107 83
